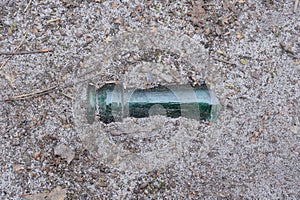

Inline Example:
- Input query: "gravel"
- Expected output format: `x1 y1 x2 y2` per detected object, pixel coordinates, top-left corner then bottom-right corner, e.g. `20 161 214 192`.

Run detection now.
0 0 299 199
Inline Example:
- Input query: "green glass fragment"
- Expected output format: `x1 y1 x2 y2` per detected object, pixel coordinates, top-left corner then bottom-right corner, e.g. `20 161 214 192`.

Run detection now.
86 83 221 124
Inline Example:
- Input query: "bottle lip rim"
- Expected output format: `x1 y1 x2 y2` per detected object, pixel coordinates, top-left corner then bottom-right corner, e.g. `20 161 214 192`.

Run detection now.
208 90 221 122
86 82 96 124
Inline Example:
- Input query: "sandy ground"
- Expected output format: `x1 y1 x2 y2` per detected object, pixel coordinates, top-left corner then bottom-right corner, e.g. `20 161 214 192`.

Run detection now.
0 0 299 199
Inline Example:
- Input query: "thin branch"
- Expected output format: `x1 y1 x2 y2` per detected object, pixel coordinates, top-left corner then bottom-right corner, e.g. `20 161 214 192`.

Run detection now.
24 0 32 12
1 78 104 102
295 0 299 13
46 18 61 24
4 85 58 101
213 57 236 66
0 49 54 56
279 42 295 55
61 92 75 100
0 31 27 70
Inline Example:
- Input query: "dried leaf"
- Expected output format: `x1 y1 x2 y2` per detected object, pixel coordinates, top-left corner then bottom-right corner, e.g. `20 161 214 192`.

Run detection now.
24 186 67 200
54 143 75 164
192 0 207 26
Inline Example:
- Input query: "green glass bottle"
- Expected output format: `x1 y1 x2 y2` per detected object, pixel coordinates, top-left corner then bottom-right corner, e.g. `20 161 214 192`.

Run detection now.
86 83 220 124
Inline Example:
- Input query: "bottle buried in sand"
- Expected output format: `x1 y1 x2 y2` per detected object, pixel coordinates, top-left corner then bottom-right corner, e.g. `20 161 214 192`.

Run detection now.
86 83 221 124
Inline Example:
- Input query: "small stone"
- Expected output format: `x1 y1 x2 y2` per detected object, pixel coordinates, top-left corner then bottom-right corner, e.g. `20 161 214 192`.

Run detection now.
269 136 279 143
84 36 94 47
11 139 20 146
240 59 247 65
76 176 83 182
289 126 298 134
111 2 117 9
13 164 25 173
75 30 84 38
204 27 210 35
54 143 75 164
33 151 41 160
169 180 176 188
216 26 222 35
7 28 13 36
114 16 123 25
99 177 108 182
110 172 118 178
135 5 142 12
98 182 108 187
236 32 243 40
41 166 50 173
251 71 260 79
217 50 224 55
159 73 173 82
140 182 148 189
91 172 100 179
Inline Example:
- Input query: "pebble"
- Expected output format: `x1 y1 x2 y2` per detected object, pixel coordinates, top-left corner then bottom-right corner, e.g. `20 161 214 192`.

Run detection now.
140 182 148 189
169 180 176 188
98 181 108 187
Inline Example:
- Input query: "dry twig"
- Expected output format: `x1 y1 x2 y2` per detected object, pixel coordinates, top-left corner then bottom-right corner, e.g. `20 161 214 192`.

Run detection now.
46 18 61 23
2 78 97 102
0 31 27 70
61 92 74 100
24 0 32 12
279 42 295 55
294 0 299 12
4 85 58 101
213 57 236 66
0 49 53 56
